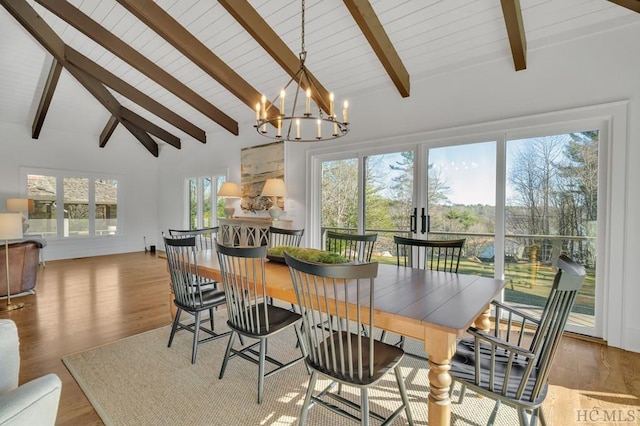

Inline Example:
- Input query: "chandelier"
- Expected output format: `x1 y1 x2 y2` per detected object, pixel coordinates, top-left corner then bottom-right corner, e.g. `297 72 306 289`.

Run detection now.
254 0 349 142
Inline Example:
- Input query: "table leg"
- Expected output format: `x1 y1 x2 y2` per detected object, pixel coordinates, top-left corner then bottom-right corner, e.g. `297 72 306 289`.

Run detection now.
474 304 492 333
424 329 457 426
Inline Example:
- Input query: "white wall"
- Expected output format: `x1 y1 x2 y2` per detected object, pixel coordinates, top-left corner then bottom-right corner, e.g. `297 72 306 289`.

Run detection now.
0 121 159 260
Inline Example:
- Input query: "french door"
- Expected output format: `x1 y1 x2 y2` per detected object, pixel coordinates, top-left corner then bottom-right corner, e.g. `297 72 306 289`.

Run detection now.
315 125 604 337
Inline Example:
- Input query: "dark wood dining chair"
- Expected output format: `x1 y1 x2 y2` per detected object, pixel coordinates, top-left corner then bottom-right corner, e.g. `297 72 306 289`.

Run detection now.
285 252 414 425
394 235 465 272
168 227 220 289
450 254 586 426
163 235 228 364
267 226 304 248
215 241 306 404
325 230 377 262
168 227 218 251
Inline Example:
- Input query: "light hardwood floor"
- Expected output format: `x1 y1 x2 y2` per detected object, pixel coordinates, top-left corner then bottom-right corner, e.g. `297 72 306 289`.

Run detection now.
2 251 639 425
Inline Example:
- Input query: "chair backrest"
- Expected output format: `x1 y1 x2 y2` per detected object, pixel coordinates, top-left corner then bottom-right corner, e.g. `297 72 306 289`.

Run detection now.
168 227 218 250
325 230 377 262
285 252 379 381
526 254 586 399
394 235 465 272
163 236 210 308
215 241 271 334
268 226 304 248
489 254 586 402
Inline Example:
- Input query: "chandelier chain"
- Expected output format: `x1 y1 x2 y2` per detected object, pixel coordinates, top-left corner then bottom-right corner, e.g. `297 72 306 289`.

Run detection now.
300 0 306 59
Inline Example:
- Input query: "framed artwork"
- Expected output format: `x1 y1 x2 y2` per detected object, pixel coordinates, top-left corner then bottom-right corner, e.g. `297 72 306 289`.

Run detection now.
240 141 284 212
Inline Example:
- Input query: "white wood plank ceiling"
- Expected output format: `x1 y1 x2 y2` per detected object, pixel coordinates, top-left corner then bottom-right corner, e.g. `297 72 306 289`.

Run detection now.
0 0 638 156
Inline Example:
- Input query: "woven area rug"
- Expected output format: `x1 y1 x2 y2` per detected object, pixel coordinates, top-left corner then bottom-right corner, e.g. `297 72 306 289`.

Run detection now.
62 310 519 425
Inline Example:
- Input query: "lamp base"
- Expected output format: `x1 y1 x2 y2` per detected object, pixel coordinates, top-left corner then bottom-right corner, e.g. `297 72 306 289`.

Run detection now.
0 302 24 312
224 206 235 219
268 207 282 220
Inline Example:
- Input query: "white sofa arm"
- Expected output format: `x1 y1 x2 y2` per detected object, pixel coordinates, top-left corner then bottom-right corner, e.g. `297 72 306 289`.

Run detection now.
0 374 62 426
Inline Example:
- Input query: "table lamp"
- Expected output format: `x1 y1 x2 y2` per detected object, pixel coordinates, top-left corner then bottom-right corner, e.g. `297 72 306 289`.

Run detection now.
261 178 287 220
6 198 34 234
217 182 241 218
0 213 25 311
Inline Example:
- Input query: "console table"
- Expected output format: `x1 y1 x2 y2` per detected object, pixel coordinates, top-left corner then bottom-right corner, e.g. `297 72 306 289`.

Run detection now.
218 217 292 246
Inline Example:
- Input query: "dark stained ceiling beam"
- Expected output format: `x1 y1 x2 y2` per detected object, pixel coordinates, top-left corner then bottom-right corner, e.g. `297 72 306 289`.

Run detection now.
115 0 278 119
607 0 640 13
217 0 332 115
65 63 160 157
65 47 205 144
31 58 62 138
121 107 180 149
32 0 238 135
100 116 119 148
500 0 527 71
343 0 410 97
0 0 182 157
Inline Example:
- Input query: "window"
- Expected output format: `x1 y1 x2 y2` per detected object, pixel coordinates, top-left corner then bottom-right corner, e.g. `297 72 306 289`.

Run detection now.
186 175 227 229
23 170 119 238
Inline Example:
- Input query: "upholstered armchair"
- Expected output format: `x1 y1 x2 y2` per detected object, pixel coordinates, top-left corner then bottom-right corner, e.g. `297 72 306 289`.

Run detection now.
0 319 61 425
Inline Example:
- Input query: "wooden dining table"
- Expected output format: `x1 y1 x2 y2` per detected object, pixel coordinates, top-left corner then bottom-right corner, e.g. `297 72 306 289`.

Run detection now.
192 249 506 426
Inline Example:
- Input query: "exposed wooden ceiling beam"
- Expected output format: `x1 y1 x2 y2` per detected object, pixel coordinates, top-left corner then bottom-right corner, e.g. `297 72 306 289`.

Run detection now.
115 0 278 119
217 0 332 115
121 107 180 149
32 0 238 135
65 47 206 144
0 0 182 157
31 58 62 138
343 0 410 97
500 0 527 71
100 116 119 148
608 0 640 13
66 63 160 157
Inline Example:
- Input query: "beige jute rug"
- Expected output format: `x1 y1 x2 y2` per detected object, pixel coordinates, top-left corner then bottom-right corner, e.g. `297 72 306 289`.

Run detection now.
62 310 519 425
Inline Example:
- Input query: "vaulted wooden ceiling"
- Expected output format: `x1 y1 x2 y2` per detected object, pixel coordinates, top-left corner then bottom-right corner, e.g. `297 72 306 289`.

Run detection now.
1 0 639 157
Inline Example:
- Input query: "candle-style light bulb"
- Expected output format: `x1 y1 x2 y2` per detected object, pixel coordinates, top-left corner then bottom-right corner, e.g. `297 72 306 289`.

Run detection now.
261 95 267 120
296 118 301 139
329 92 335 118
280 90 285 115
305 88 311 115
343 100 349 124
255 102 260 123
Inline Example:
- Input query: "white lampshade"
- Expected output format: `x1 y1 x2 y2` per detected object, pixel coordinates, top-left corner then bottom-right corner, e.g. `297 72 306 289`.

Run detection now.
6 198 34 213
261 179 288 197
0 214 23 240
217 182 241 198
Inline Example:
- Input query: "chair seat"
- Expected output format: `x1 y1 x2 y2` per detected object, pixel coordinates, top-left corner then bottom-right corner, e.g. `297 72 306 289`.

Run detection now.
227 302 302 337
310 331 404 386
174 288 226 311
450 338 546 408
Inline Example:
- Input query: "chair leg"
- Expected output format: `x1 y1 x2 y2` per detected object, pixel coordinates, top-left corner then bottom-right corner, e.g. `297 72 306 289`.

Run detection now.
487 399 501 426
293 322 310 374
379 330 387 343
209 308 215 330
361 387 369 426
299 371 318 426
257 338 267 404
191 311 201 364
539 407 547 426
167 308 182 348
394 365 414 425
218 331 237 379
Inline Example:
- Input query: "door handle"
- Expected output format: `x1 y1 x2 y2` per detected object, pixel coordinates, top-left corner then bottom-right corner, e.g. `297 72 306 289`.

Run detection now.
410 208 417 233
420 208 426 234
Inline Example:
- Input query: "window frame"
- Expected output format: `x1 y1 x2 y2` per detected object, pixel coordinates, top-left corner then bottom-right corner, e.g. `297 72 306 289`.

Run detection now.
19 167 122 239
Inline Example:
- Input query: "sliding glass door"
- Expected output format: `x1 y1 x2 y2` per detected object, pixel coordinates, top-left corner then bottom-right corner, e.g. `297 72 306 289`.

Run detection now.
314 124 604 337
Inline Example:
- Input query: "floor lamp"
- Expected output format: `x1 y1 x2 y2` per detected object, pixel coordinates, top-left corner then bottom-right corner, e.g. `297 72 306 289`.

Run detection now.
0 213 24 311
